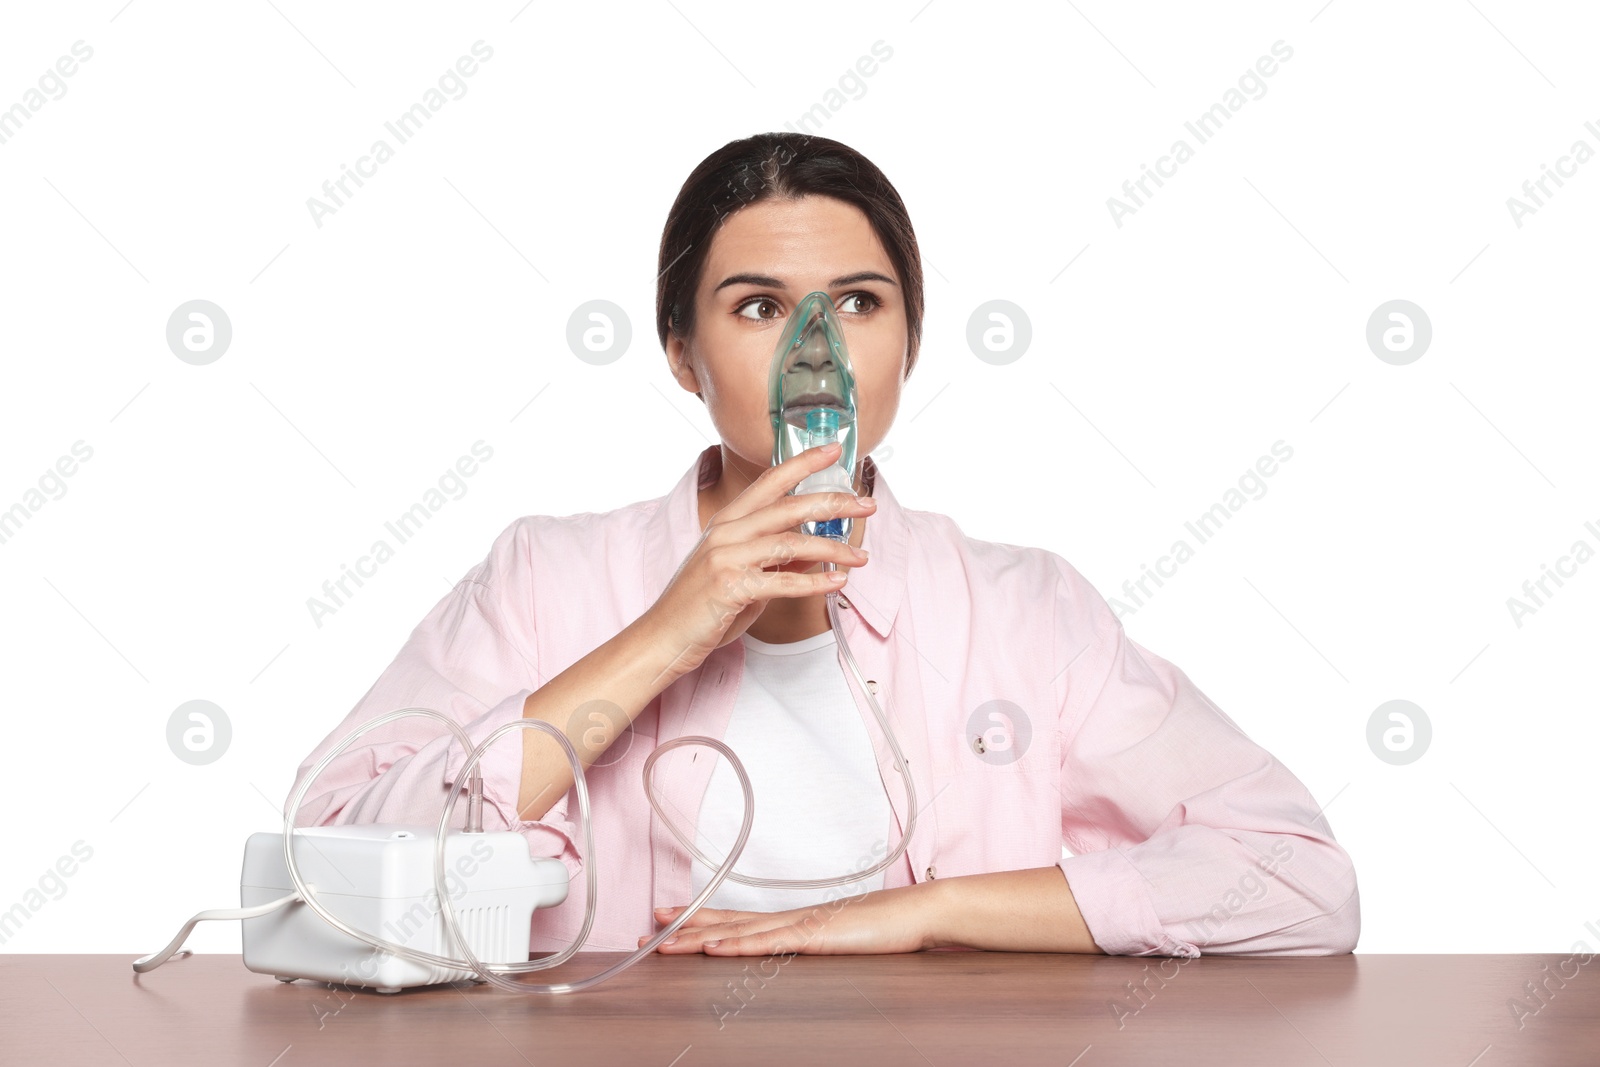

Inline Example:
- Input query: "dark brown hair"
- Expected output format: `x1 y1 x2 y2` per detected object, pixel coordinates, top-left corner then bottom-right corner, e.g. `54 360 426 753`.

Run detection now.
655 133 924 399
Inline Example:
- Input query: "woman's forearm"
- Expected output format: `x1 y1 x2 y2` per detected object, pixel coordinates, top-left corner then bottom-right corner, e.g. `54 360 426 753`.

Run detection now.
926 866 1106 954
515 610 690 821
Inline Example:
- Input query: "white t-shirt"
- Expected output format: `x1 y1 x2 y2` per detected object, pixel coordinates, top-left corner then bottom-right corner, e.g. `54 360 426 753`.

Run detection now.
688 627 892 912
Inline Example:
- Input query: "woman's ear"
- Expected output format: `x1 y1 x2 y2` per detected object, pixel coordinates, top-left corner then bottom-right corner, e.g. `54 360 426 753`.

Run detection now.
665 333 704 400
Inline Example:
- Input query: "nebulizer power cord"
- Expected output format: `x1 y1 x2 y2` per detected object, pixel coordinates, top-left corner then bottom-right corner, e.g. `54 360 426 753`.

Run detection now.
133 290 919 994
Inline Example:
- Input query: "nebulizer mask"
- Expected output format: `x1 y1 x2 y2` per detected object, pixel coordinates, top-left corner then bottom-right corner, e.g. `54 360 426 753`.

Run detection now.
133 294 918 997
769 289 863 541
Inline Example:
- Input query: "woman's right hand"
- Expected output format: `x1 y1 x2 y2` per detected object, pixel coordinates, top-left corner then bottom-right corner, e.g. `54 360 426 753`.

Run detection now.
647 442 876 677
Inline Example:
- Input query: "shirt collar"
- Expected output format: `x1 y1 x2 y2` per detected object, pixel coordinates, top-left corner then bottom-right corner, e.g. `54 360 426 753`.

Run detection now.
641 443 907 640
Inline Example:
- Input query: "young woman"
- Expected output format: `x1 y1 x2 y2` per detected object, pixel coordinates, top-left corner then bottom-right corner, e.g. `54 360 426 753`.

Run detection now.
290 133 1359 960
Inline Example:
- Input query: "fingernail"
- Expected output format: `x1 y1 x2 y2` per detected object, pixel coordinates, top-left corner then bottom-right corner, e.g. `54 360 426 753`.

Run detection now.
703 940 721 948
663 937 678 946
852 546 869 558
856 496 876 507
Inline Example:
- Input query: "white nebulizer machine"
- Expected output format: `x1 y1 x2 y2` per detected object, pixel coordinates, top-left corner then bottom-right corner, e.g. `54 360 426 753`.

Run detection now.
133 292 919 995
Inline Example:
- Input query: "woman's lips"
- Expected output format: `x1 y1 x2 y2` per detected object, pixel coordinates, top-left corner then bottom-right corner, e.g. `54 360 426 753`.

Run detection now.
785 392 844 408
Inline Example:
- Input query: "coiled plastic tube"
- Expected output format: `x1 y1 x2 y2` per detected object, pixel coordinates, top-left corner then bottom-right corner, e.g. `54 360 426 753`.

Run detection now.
281 709 757 994
642 571 919 890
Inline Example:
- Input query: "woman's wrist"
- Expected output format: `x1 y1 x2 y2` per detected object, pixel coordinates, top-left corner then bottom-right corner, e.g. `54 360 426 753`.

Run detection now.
917 877 956 950
630 607 700 687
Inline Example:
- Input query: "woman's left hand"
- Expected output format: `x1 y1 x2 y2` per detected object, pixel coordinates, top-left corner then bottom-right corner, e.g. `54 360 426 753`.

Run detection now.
638 883 942 956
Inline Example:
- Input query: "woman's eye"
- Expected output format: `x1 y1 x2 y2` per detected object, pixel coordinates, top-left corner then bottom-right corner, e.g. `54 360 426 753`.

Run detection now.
734 297 782 321
734 292 880 321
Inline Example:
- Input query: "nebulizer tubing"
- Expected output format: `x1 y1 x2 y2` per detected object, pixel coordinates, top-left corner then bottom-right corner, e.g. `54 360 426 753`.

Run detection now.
138 290 920 992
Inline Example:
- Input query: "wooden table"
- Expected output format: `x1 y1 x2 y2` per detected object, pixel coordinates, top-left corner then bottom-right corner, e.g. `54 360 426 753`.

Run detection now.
2 952 1594 1065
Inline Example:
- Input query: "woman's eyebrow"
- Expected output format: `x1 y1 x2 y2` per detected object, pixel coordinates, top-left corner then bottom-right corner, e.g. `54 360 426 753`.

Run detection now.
712 270 899 293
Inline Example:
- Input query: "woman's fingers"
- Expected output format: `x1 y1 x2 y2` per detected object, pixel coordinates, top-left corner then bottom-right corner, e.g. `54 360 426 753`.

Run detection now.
645 442 873 673
748 527 869 572
715 490 876 564
711 442 844 526
640 906 779 952
654 904 734 927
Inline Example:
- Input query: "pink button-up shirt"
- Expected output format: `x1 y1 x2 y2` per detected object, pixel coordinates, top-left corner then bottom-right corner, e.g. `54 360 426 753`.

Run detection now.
289 443 1360 957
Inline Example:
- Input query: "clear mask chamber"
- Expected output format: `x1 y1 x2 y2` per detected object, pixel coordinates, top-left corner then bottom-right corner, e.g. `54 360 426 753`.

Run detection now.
769 290 862 542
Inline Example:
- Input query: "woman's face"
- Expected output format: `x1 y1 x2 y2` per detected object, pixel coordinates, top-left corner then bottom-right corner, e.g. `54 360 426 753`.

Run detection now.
666 195 909 482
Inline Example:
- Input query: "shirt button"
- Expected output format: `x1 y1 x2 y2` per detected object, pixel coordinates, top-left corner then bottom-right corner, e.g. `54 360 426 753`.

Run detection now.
866 680 878 695
925 866 937 880
838 595 852 610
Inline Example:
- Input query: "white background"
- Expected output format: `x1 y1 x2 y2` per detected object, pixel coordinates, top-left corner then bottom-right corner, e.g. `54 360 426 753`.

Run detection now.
1 0 1595 958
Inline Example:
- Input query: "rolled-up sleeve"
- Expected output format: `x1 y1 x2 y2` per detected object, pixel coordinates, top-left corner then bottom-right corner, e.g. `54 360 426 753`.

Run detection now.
1052 572 1359 957
285 518 584 881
